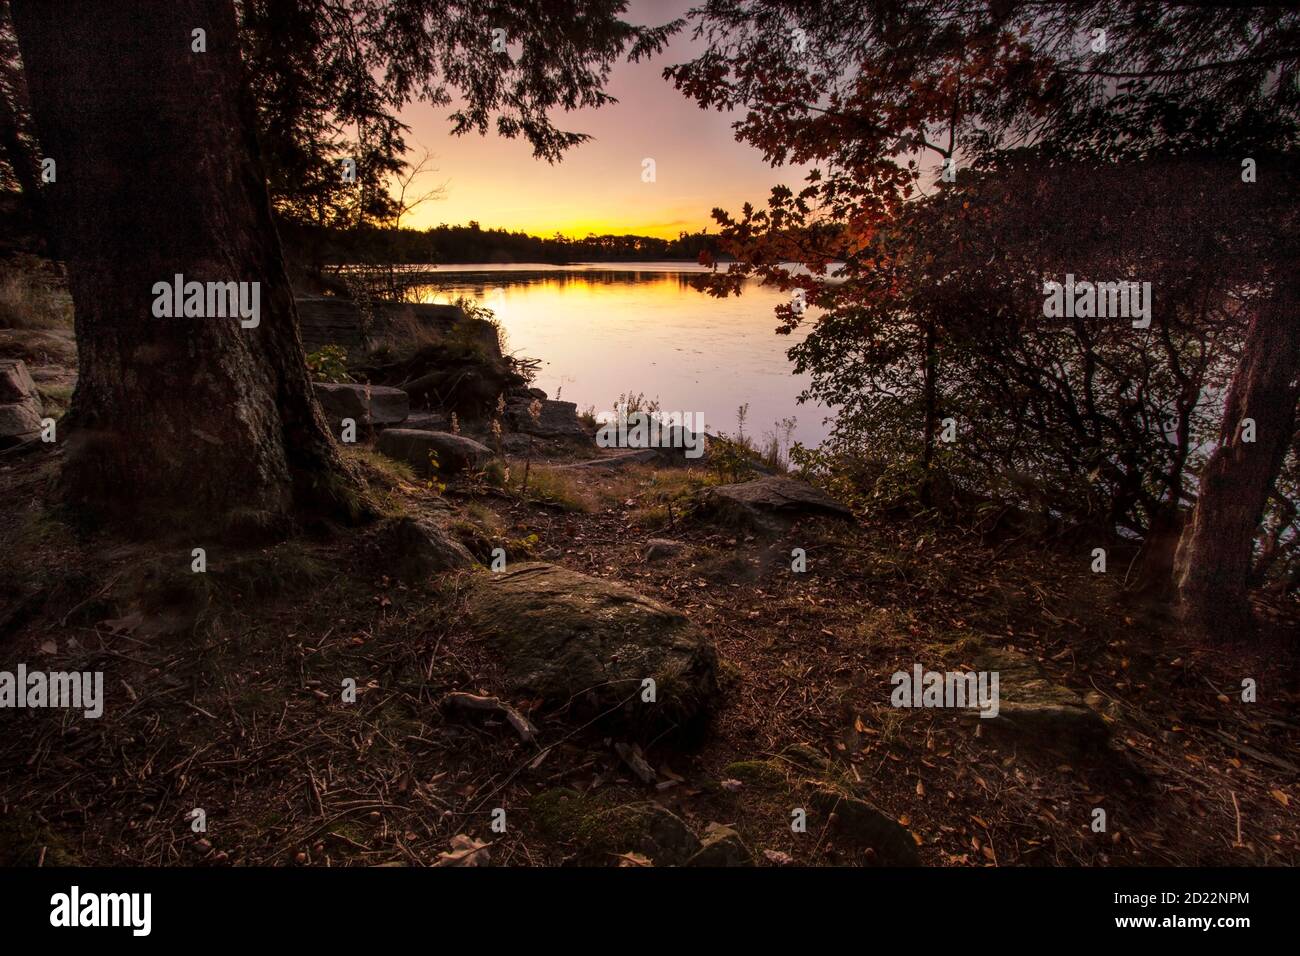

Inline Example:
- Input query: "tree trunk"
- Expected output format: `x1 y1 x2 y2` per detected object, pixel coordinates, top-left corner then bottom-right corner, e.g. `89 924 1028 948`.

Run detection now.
1174 273 1300 637
11 0 358 535
919 318 938 506
1130 505 1183 597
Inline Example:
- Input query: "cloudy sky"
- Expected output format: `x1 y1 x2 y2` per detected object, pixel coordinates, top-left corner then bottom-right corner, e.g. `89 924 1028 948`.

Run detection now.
394 0 805 238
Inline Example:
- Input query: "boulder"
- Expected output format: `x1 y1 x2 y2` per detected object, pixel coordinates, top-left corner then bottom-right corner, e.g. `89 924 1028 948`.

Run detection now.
377 429 492 476
686 823 753 867
697 476 853 532
589 422 705 465
970 646 1109 752
377 516 475 581
501 433 545 456
809 787 920 865
721 759 788 789
312 382 409 428
505 398 591 442
0 359 43 447
374 302 501 358
400 360 517 422
0 359 39 403
584 802 701 865
530 789 701 865
653 425 707 463
466 562 719 734
401 410 449 431
295 296 367 356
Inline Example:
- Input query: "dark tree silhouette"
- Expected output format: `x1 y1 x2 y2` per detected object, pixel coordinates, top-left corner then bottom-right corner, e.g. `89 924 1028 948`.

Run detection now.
671 0 1300 636
9 0 671 533
12 0 355 534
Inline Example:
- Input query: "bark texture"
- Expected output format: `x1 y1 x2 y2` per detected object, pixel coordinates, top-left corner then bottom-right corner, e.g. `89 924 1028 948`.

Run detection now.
11 0 355 534
1174 272 1300 637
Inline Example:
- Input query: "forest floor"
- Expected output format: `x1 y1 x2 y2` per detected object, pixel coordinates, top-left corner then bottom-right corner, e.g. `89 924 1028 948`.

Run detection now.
1 377 1298 866
2 302 1300 868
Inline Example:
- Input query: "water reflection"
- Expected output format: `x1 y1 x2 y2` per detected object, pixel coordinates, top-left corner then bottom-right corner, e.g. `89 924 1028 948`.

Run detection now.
405 262 828 449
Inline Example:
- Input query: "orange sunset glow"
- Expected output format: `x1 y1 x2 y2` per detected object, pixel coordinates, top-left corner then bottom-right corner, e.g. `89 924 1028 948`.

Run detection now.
393 0 805 238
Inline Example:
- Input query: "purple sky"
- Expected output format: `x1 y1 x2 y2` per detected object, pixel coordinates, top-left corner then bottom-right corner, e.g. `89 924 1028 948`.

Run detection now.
394 0 807 239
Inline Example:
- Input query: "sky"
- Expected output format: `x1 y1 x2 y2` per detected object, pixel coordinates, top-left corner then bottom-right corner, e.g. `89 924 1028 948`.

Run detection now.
394 0 804 239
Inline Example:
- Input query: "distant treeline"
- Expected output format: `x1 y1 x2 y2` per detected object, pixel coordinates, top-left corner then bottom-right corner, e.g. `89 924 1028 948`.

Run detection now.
279 220 725 266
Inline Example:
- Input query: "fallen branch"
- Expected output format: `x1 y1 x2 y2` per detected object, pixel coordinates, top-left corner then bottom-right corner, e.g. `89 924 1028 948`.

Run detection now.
613 742 657 784
441 692 538 744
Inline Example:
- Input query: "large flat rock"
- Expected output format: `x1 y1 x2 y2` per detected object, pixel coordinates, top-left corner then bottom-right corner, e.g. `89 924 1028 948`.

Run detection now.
697 476 853 531
312 382 409 428
466 562 719 735
971 646 1109 752
377 428 492 476
505 398 591 442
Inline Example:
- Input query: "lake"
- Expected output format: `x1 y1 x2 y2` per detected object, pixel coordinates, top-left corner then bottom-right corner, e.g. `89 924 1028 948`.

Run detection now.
408 262 829 451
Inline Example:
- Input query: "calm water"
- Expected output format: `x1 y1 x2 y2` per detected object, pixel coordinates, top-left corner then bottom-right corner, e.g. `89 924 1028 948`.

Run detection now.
409 262 829 449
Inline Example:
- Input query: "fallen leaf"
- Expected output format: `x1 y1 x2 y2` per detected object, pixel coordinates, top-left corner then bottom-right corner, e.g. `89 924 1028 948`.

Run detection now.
435 834 490 867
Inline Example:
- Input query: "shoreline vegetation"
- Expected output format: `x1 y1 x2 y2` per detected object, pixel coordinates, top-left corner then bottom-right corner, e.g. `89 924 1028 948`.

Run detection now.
281 220 727 270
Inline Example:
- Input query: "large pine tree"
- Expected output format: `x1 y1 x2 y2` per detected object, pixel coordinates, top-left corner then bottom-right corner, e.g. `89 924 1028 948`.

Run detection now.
10 0 672 534
12 0 353 534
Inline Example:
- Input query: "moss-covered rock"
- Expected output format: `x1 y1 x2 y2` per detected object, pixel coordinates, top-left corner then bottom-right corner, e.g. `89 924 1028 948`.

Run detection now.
722 759 788 789
809 787 920 866
467 563 719 736
778 742 831 773
528 789 701 865
971 646 1109 752
376 515 475 581
685 823 753 867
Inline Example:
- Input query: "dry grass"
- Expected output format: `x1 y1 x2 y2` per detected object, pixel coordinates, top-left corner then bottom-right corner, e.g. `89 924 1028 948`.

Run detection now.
368 305 453 356
0 328 77 366
366 300 505 365
0 257 73 330
515 463 597 513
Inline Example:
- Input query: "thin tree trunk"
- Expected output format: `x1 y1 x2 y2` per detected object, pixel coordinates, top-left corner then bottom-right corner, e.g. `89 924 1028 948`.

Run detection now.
11 0 359 535
1174 273 1300 637
920 319 938 505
